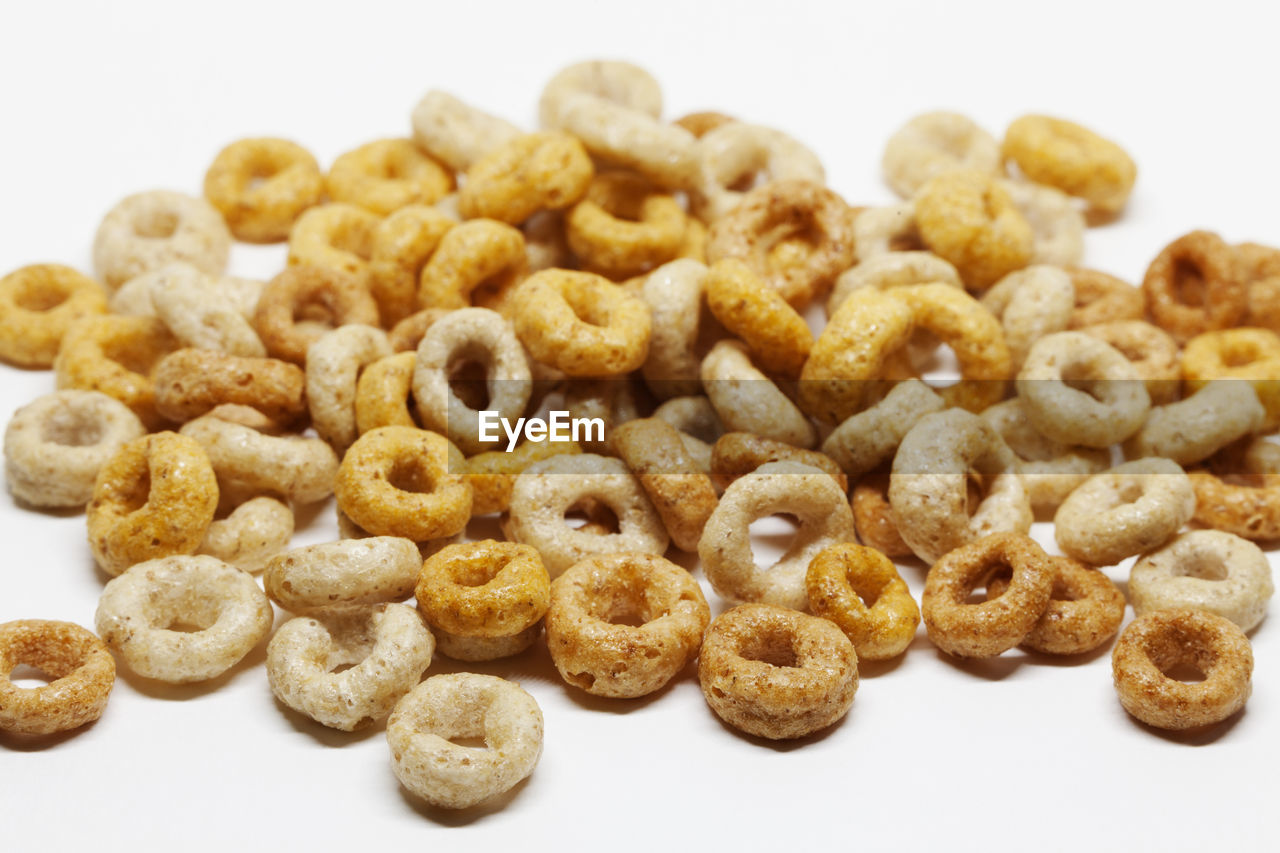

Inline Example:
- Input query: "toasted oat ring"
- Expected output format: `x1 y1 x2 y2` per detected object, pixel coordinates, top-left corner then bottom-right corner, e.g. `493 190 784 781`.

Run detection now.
510 269 651 376
821 380 944 477
334 426 471 542
1053 458 1195 566
355 351 419 433
1239 242 1280 329
639 258 712 398
1112 608 1252 730
147 261 265 357
465 440 583 516
1079 321 1180 404
416 540 550 646
827 251 962 316
458 132 593 225
327 138 453 216
1182 328 1280 429
287 202 381 283
853 201 925 262
980 265 1075 371
566 172 687 280
368 206 454 326
806 543 919 661
850 472 912 558
94 555 272 683
1067 267 1145 329
54 314 178 430
388 308 451 352
0 264 107 367
692 122 825 222
1143 231 1245 343
4 390 146 508
701 340 815 448
609 418 718 552
698 603 857 740
411 90 523 173
264 536 423 613
710 432 847 493
1123 380 1265 466
1129 530 1273 632
921 533 1053 658
1002 115 1137 214
0 620 115 735
153 348 307 424
1016 331 1150 447
86 432 219 577
979 399 1109 511
203 138 324 243
387 672 544 809
197 496 293 574
707 179 857 308
985 555 1125 655
1189 469 1280 542
705 258 812 378
417 218 528 311
306 324 392 451
268 603 435 731
881 111 1000 198
539 59 662 125
253 264 379 365
545 552 709 698
92 190 231 290
914 168 1034 289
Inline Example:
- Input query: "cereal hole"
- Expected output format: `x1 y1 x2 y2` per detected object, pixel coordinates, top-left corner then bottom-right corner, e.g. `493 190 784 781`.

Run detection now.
1172 259 1207 307
134 209 180 239
7 664 55 688
1175 555 1229 582
739 631 799 668
42 410 105 447
564 501 619 534
447 734 488 748
748 513 801 571
14 282 69 312
1161 660 1207 683
164 618 211 634
602 599 649 628
387 457 438 494
447 352 490 411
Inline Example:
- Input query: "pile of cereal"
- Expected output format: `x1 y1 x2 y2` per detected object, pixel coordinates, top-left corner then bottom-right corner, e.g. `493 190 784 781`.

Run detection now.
1 59 1275 809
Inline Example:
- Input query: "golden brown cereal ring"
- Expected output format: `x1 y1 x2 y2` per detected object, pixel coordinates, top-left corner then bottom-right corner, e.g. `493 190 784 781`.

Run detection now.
1112 608 1252 731
355 351 419 433
110 264 263 323
853 201 925 262
4 390 146 508
416 540 549 644
566 172 687 280
698 603 858 740
705 258 812 378
92 190 231 290
287 202 381 283
327 138 452 216
1182 328 1280 429
148 261 265 357
1129 530 1273 632
387 672 544 809
510 269 651 376
980 265 1075 371
921 533 1054 658
1123 380 1265 465
850 472 913 559
54 314 179 430
1189 469 1280 542
1016 331 1151 447
1067 267 1145 329
334 427 471 542
710 431 847 493
418 218 528 311
806 543 919 661
889 409 1032 564
1078 320 1180 404
411 90 523 173
979 398 1109 511
0 620 115 735
914 168 1034 289
546 552 710 698
701 340 815 448
1142 231 1246 344
264 537 423 613
95 555 272 683
827 251 962 317
253 265 380 365
268 603 435 731
609 418 718 552
707 179 857 308
153 348 307 424
465 439 583 516
458 132 593 225
197 496 293 574
881 111 1000 198
639 259 715 399
675 111 736 138
1054 458 1195 566
86 432 219 576
1002 180 1085 267
368 206 455 326
0 264 107 367
387 308 451 352
985 555 1125 655
1238 242 1280 329
692 121 825 222
821 380 945 476
203 138 324 243
699 460 855 610
305 325 391 452
1002 115 1137 215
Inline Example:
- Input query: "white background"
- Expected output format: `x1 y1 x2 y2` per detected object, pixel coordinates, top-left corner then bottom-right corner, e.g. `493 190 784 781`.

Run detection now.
1 1 1277 850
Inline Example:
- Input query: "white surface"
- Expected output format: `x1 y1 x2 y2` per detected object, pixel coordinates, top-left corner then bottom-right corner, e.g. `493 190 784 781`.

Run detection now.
1 1 1277 850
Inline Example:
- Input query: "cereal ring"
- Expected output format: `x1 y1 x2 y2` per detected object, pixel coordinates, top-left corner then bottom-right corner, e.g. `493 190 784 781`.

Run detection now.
306 325 391 452
1123 380 1265 466
1067 267 1145 329
465 440 583 516
1143 231 1245 343
253 265 380 365
566 172 687 280
510 270 651 376
506 453 668 577
889 409 1032 564
197 496 293 574
850 472 912 558
707 179 858 308
54 314 178 430
693 122 825 221
853 201 925 262
806 543 919 660
387 673 543 809
710 431 847 493
0 620 115 735
881 111 1000 198
705 258 813 378
92 190 231 290
539 59 662 125
1129 530 1273 632
264 537 423 613
699 460 855 610
985 556 1125 655
827 251 962 317
327 138 453 216
268 603 434 731
921 533 1054 658
914 168 1034 289
86 432 219 576
354 351 419 433
387 308 451 352
638 259 715 398
1238 241 1280 330
109 265 263 322
1112 609 1252 730
417 218 528 311
335 427 471 542
980 398 1109 511
980 265 1074 371
153 348 307 424
411 90 522 173
458 132 593 225
821 379 945 476
1016 331 1151 447
0 264 107 367
609 418 718 552
1182 328 1280 429
1002 115 1137 214
203 138 323 243
148 262 265 357
546 552 709 697
368 206 455 326
1001 181 1085 267
95 555 272 683
1078 320 1180 404
698 603 857 740
4 390 146 508
1189 469 1280 542
287 203 381 282
1053 458 1195 566
701 340 815 448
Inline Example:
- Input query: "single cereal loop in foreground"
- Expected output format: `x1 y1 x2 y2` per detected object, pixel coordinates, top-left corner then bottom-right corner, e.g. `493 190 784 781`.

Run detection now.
0 264 107 368
0 620 115 735
510 269 651 376
203 137 324 243
416 540 551 642
1129 530 1274 632
805 543 920 661
986 555 1125 655
1142 230 1245 344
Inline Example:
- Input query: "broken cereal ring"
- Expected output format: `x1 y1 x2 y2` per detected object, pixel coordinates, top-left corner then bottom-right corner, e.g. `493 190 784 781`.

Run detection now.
980 398 1109 511
1123 380 1265 466
821 379 944 476
197 496 293 574
1189 468 1280 543
850 472 913 559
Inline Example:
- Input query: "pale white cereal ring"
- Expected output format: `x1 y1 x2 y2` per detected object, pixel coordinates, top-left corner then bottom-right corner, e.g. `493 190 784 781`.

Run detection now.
268 603 435 731
980 398 1109 511
700 340 815 448
306 324 392 453
92 190 231 290
981 265 1075 371
264 537 423 613
640 258 712 399
94 555 273 683
410 90 522 173
821 380 945 477
881 111 1000 198
693 122 825 221
546 92 697 189
149 262 265 357
538 60 662 127
853 200 924 262
1002 180 1085 267
1130 530 1274 632
197 496 293 574
109 264 262 321
1124 380 1265 465
827 250 962 317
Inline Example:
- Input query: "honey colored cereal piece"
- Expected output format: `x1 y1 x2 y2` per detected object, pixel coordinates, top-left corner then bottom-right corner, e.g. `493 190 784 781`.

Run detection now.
806 543 919 660
93 190 231 290
417 218 528 311
566 172 687 280
610 418 718 552
54 314 179 430
368 206 455 326
1078 320 1180 405
253 265 380 365
881 111 1000 198
203 138 324 243
1189 469 1280 542
693 121 825 221
153 348 307 424
705 258 812 378
914 168 1034 289
0 620 116 735
510 269 651 376
1002 114 1137 215
0 264 107 368
710 432 847 493
1238 241 1280 330
327 138 453 216
1182 328 1280 429
850 472 913 559
355 352 418 434
985 555 1125 655
287 203 381 283
1066 267 1145 329
458 132 593 225
1142 231 1246 344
